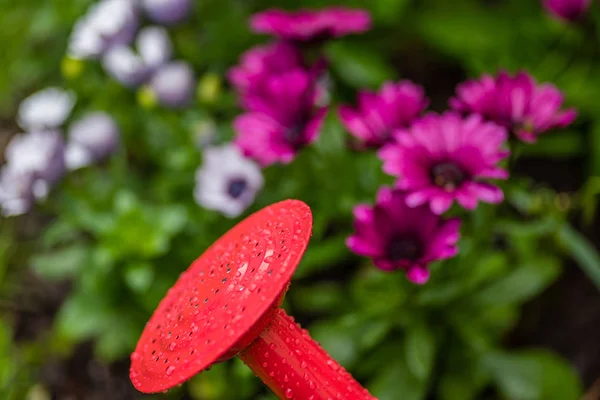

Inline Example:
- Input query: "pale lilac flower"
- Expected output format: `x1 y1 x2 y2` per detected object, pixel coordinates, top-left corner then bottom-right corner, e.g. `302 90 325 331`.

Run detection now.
149 61 196 108
17 88 76 131
102 26 173 87
1 131 66 216
228 42 304 94
543 0 590 22
347 187 461 284
450 71 577 143
143 0 191 25
136 26 173 71
0 168 35 217
102 45 149 87
250 7 372 42
233 69 327 166
378 112 510 215
65 112 120 170
338 80 428 148
194 144 263 218
5 131 66 188
68 0 139 59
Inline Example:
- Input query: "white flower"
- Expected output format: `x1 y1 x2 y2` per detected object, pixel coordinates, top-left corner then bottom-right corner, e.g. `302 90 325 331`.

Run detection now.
5 131 66 185
194 144 264 218
68 0 138 59
102 45 148 87
150 61 195 107
65 112 120 170
1 131 66 216
136 26 172 70
143 0 191 25
0 167 35 217
17 88 76 131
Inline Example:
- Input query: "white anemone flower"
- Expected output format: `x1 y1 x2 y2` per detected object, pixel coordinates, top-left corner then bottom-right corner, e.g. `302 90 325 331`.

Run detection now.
5 131 66 186
68 0 138 59
136 26 172 70
1 131 66 216
194 144 264 218
17 88 76 131
65 112 120 170
102 45 148 87
0 167 35 217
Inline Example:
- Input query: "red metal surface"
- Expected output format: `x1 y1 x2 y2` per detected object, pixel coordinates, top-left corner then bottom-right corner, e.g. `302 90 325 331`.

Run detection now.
130 199 377 399
240 308 377 400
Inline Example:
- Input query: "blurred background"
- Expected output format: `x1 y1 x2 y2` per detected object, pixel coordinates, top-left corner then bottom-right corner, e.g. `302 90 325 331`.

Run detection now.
1 0 600 399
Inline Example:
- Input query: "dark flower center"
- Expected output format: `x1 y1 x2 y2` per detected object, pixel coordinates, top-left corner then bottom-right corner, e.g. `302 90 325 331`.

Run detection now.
284 123 306 147
431 162 466 191
227 178 248 199
386 236 423 262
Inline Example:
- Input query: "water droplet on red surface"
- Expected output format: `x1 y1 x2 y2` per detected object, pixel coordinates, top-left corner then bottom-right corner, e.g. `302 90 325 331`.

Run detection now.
285 388 294 398
165 366 175 376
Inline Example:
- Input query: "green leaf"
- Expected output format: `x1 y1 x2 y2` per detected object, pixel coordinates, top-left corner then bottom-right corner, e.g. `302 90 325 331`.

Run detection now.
368 350 427 400
123 262 155 293
350 267 408 315
95 316 140 362
309 318 359 367
519 131 585 159
469 258 560 307
404 323 437 380
591 122 600 175
295 235 350 279
56 292 113 340
438 346 490 400
311 112 347 157
371 0 410 24
558 224 600 289
157 205 188 235
188 362 229 400
30 245 89 280
485 349 583 400
291 282 346 313
325 40 396 89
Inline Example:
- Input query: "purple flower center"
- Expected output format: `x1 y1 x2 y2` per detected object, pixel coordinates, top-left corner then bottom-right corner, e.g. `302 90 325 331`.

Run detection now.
431 162 466 191
227 178 248 199
284 123 306 147
386 236 423 262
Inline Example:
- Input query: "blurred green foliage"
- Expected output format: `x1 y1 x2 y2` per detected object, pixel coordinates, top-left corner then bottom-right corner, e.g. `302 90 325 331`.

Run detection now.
2 0 600 399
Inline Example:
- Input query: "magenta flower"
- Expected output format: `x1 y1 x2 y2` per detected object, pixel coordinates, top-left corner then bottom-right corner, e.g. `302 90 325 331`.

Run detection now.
228 42 304 94
543 0 590 22
338 80 428 148
250 7 371 42
233 69 327 166
378 112 510 215
347 187 460 284
450 71 577 143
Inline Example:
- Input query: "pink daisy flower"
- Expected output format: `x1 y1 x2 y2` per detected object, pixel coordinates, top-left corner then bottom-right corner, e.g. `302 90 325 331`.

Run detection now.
233 69 327 166
378 112 510 215
250 7 371 42
543 0 590 22
338 80 428 149
228 41 304 94
450 70 577 143
347 187 461 284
